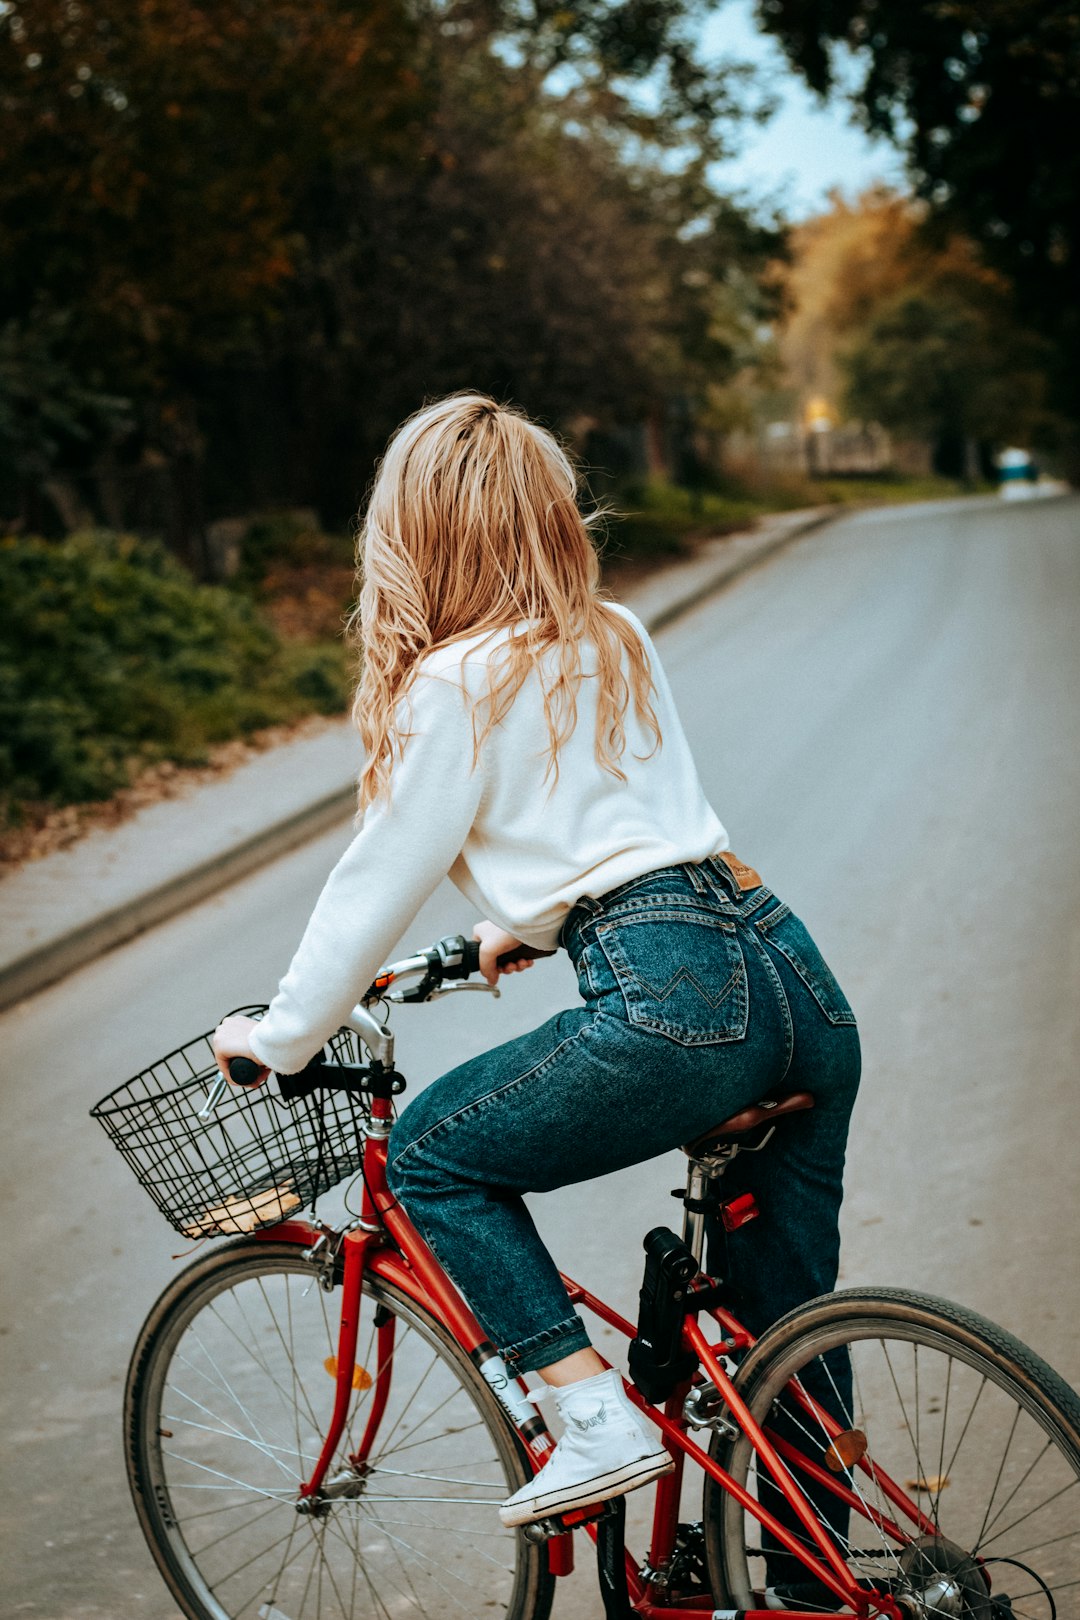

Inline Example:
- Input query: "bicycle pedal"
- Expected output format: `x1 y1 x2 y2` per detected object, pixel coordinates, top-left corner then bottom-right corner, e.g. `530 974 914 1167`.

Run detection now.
520 1500 617 1542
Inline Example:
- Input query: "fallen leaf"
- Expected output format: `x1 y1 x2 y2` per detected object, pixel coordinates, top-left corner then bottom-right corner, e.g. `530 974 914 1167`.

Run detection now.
905 1473 951 1493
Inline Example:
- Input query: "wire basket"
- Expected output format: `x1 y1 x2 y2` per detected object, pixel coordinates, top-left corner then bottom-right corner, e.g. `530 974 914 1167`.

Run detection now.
90 1008 370 1238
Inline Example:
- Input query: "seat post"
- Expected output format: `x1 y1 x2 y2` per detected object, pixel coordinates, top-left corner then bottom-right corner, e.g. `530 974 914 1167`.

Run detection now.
682 1162 710 1264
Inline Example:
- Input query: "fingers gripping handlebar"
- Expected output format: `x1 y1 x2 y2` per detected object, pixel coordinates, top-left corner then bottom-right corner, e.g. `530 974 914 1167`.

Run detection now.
227 1056 265 1088
224 934 485 1092
367 933 483 1004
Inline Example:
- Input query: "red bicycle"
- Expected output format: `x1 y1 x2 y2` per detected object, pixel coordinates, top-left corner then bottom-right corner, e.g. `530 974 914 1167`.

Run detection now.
92 934 1080 1620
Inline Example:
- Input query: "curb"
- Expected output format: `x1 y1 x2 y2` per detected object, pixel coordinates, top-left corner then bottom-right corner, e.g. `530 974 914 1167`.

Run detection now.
0 505 834 1011
0 785 358 1013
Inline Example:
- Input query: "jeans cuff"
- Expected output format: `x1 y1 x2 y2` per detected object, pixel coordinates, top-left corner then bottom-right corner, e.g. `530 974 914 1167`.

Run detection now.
501 1314 592 1375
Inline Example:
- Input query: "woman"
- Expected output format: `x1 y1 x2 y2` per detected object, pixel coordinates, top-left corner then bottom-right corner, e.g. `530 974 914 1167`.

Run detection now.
213 391 861 1533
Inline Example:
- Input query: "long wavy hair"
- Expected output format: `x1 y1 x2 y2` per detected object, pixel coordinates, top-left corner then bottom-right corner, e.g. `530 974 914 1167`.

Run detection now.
350 392 661 811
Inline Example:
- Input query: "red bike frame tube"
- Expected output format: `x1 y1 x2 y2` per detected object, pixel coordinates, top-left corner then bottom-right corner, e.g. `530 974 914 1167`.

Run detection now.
685 1319 864 1608
644 1382 693 1591
785 1376 938 1539
348 1302 396 1469
301 1227 372 1498
768 1432 909 1545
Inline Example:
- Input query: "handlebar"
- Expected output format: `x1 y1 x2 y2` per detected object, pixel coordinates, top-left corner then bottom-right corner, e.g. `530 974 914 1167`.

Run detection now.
362 932 486 1005
220 932 541 1100
228 1056 265 1087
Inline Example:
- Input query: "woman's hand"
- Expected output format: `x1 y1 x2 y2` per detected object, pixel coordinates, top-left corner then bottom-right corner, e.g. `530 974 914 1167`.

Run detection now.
212 1013 270 1085
472 921 555 986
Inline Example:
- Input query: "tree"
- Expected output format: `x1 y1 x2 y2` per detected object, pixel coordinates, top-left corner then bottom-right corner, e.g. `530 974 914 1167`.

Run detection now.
778 189 1048 472
752 0 1080 433
842 285 1047 475
0 0 782 550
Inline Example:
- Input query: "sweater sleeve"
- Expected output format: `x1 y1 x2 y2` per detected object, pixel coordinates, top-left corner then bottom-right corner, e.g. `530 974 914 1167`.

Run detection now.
248 671 485 1075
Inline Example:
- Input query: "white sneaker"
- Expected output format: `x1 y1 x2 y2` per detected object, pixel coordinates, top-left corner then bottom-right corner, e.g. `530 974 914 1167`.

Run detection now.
499 1369 674 1528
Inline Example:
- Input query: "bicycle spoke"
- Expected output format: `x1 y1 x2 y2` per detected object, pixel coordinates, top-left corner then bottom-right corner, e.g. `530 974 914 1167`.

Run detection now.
880 1339 933 1519
162 1448 297 1498
710 1304 1080 1620
368 1347 442 1458
163 1397 309 1476
369 1464 508 1489
973 1400 1022 1551
142 1256 532 1619
186 1497 283 1557
976 1474 1079 1549
177 1329 300 1466
264 1507 304 1619
309 1517 353 1620
820 1347 907 1573
208 1519 305 1594
351 1497 429 1615
974 1436 1053 1547
371 1415 486 1459
336 1509 499 1613
940 1371 988 1485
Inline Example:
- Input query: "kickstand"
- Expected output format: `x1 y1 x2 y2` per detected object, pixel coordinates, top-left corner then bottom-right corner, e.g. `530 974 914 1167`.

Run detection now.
595 1498 633 1620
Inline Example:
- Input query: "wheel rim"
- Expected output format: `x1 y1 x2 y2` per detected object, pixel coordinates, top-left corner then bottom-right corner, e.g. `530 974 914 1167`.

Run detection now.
717 1316 1080 1617
137 1254 532 1620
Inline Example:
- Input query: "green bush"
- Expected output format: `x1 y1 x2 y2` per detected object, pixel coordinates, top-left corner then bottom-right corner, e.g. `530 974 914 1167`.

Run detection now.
603 479 766 563
0 530 349 807
238 510 354 588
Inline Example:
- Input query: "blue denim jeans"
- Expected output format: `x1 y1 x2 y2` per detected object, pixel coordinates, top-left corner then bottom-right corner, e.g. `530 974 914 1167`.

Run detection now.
387 857 861 1378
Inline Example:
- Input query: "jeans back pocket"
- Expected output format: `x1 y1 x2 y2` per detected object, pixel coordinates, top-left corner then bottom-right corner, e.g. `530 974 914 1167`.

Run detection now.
754 903 856 1026
595 908 748 1046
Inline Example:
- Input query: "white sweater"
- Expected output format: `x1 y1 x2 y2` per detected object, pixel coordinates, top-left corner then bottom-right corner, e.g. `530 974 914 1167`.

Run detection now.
249 603 728 1074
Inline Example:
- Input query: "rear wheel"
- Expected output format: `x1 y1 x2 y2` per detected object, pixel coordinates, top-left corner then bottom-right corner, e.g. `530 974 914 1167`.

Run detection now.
125 1239 554 1620
702 1288 1080 1617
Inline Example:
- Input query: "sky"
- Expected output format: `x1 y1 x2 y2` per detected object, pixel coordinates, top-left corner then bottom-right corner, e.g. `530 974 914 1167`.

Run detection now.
700 0 906 217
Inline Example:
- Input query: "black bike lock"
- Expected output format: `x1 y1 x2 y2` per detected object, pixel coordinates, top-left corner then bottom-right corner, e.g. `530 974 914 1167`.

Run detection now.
628 1226 700 1403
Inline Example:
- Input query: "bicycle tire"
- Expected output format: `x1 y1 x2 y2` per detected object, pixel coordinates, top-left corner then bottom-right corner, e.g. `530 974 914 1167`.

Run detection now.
702 1287 1080 1615
125 1239 555 1620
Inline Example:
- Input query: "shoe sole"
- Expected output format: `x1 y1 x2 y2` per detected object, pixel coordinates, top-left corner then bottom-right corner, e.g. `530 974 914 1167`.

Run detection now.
499 1449 675 1528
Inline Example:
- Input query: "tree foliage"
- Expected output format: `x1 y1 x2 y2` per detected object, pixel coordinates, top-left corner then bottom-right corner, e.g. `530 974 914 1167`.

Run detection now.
780 189 1048 456
0 0 783 550
752 0 1080 427
843 287 1046 450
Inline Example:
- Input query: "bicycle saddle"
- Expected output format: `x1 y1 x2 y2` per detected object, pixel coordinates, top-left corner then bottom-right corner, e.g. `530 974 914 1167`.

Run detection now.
681 1089 814 1158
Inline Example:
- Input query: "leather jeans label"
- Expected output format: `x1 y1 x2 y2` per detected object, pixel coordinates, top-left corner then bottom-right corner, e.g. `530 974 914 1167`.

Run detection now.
717 851 763 891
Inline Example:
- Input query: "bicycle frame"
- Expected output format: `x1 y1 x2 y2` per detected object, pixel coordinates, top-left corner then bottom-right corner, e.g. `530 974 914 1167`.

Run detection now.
254 1080 926 1620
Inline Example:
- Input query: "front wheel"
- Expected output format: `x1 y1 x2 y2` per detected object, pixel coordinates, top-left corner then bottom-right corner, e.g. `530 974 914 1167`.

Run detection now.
703 1287 1080 1617
125 1239 554 1620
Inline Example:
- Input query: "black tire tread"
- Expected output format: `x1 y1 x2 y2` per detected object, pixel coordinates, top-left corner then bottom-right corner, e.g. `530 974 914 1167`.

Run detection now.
737 1286 1080 1450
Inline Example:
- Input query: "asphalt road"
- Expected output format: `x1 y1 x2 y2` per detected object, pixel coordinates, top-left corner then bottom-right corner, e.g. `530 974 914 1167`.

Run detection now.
2 494 1078 1619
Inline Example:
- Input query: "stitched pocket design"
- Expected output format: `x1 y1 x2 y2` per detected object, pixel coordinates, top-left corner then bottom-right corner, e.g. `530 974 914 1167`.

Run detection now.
596 909 748 1047
755 904 856 1026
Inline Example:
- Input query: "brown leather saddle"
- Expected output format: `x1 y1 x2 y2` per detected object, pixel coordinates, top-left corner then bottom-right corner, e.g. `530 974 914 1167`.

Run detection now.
681 1089 814 1159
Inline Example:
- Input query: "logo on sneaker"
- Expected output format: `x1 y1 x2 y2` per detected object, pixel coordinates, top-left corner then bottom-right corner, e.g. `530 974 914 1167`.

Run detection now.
571 1401 609 1432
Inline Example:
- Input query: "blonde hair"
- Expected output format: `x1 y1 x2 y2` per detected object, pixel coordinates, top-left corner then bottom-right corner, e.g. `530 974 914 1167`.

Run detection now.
351 391 661 811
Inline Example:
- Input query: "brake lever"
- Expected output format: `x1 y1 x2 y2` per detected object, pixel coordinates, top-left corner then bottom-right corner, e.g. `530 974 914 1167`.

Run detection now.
427 981 501 999
198 1073 230 1119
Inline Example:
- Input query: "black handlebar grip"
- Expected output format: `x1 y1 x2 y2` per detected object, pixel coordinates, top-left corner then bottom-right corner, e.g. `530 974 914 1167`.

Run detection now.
228 1056 266 1088
463 938 482 974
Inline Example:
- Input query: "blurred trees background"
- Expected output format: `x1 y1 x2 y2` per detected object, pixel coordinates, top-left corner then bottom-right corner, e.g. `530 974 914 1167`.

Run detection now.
0 0 785 563
2 0 1073 568
781 190 1050 480
754 0 1079 458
